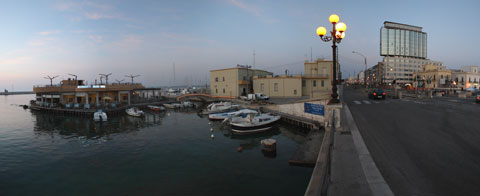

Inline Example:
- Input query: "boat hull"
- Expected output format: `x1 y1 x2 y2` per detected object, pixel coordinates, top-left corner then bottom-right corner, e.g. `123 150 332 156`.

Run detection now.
231 118 280 134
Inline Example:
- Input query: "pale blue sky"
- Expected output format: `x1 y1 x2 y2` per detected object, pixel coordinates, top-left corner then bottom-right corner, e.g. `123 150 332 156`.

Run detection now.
1 0 479 90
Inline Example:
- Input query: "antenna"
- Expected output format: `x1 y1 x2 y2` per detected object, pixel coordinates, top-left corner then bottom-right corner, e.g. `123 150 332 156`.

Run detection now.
115 79 125 84
125 74 140 84
68 73 78 85
173 62 176 86
310 47 312 62
99 73 112 85
253 49 256 69
44 75 59 86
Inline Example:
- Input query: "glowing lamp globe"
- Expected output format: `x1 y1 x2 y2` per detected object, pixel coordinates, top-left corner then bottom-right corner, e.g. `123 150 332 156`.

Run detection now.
316 26 327 36
329 14 339 24
336 22 347 32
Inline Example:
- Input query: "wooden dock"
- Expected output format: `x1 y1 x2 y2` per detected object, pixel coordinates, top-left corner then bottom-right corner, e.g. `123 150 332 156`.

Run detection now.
260 107 322 131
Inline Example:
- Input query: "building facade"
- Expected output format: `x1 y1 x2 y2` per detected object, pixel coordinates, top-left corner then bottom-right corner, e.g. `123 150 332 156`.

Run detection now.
366 62 384 84
451 65 480 89
413 64 451 89
302 59 332 98
253 75 302 97
380 21 443 85
210 65 272 97
33 79 147 108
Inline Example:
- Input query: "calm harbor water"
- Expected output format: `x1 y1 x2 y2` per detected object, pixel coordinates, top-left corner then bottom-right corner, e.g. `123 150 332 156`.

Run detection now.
0 95 314 196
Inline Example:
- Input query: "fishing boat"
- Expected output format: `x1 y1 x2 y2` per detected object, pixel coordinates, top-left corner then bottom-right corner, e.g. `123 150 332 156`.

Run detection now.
93 110 108 121
208 109 258 120
147 105 165 111
201 102 240 115
229 112 281 134
126 107 144 117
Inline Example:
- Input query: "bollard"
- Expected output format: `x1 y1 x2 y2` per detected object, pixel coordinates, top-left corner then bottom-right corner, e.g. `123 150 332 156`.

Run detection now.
261 139 277 152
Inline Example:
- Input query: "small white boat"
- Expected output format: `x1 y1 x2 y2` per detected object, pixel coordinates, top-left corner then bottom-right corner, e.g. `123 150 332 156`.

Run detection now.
208 109 258 120
147 105 165 111
93 110 107 121
126 107 144 117
202 102 240 114
181 101 194 108
163 103 182 109
229 112 281 134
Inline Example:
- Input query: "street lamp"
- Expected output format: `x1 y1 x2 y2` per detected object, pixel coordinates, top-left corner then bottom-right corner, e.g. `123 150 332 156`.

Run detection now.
316 14 347 104
352 51 367 87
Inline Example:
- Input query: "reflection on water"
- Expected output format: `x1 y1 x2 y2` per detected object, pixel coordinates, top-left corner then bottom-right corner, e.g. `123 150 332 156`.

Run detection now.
32 110 167 139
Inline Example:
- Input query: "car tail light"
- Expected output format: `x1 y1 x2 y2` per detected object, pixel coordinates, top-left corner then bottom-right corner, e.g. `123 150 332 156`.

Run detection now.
373 93 376 96
477 96 480 99
383 92 386 95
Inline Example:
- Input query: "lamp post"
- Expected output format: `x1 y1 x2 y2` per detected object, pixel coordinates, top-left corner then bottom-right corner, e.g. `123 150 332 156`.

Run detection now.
316 14 347 104
352 51 367 87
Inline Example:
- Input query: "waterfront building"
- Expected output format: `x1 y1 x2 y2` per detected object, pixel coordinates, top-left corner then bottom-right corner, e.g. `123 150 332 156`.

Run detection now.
451 65 480 89
253 75 303 97
413 64 451 89
380 21 443 85
33 78 157 108
252 58 332 98
210 65 272 97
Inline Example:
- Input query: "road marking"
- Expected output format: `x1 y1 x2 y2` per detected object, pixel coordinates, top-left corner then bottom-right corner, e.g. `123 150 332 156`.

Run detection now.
362 100 371 104
354 100 362 105
373 101 380 104
448 100 460 102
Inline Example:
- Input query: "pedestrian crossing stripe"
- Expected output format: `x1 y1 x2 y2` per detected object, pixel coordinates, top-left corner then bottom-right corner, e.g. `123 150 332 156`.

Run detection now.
362 100 371 104
354 101 361 104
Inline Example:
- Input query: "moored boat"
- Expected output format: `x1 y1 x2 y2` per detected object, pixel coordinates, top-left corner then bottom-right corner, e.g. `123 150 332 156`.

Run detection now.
229 112 281 134
93 110 108 121
147 105 165 111
208 109 258 120
163 103 182 109
126 107 144 117
201 102 240 115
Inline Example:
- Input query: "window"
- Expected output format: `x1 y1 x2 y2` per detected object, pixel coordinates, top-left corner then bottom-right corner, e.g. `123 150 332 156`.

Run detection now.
243 76 246 80
216 89 218 93
294 89 297 95
223 88 225 93
321 80 324 87
313 80 317 87
302 80 306 87
222 77 225 81
215 77 218 82
260 83 264 92
274 83 278 92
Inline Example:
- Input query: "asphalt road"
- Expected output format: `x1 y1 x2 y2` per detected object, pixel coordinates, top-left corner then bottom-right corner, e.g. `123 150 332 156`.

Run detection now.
344 87 480 196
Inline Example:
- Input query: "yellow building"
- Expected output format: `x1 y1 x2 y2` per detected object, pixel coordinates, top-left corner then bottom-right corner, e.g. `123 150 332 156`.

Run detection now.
253 75 302 97
302 59 333 98
413 64 451 88
252 58 333 98
210 65 272 97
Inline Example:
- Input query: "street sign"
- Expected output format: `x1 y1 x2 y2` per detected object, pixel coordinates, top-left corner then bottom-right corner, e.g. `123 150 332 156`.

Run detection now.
304 103 324 116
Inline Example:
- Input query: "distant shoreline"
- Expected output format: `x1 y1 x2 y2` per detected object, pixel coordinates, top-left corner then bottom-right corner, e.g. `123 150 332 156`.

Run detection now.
0 91 34 95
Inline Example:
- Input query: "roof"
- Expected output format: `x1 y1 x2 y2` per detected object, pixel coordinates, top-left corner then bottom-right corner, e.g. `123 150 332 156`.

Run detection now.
210 67 271 73
384 21 423 32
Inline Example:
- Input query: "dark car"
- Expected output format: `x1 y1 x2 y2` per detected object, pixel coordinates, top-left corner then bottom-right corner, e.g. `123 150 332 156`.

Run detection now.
368 89 386 100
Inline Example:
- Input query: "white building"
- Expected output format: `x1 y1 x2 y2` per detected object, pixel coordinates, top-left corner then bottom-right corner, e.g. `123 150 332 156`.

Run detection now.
451 65 480 89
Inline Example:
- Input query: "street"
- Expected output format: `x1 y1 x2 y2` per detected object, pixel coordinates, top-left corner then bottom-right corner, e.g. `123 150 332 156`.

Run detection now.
344 87 480 196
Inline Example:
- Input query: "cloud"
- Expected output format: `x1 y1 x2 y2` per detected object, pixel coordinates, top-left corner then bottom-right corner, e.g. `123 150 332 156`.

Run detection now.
88 35 104 43
227 0 277 23
37 30 60 36
54 1 126 21
84 12 114 20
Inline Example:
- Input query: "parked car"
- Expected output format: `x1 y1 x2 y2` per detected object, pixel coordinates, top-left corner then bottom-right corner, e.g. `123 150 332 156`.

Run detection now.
368 89 386 100
476 94 480 103
242 93 269 101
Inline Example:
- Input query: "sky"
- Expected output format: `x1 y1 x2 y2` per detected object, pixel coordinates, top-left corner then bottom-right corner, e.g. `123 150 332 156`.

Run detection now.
1 0 479 91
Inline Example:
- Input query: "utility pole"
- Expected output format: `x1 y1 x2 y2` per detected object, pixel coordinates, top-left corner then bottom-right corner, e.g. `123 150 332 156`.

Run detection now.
44 75 59 86
253 49 256 70
115 79 125 84
99 73 112 85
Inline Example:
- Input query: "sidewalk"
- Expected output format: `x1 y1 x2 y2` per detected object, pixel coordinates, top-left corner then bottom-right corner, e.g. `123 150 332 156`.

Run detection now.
327 104 393 196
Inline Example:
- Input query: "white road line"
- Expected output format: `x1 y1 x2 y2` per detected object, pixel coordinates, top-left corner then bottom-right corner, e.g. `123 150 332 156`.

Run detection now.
448 100 460 102
354 100 362 105
373 101 380 104
362 100 371 104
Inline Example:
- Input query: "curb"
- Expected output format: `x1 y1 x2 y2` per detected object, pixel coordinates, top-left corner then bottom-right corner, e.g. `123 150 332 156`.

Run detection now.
343 104 395 196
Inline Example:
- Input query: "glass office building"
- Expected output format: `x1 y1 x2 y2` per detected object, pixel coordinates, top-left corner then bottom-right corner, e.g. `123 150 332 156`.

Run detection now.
380 21 427 58
379 21 442 85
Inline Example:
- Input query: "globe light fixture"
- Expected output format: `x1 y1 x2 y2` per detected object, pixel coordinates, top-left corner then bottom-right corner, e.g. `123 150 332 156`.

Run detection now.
336 22 347 32
316 26 327 37
329 14 339 24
